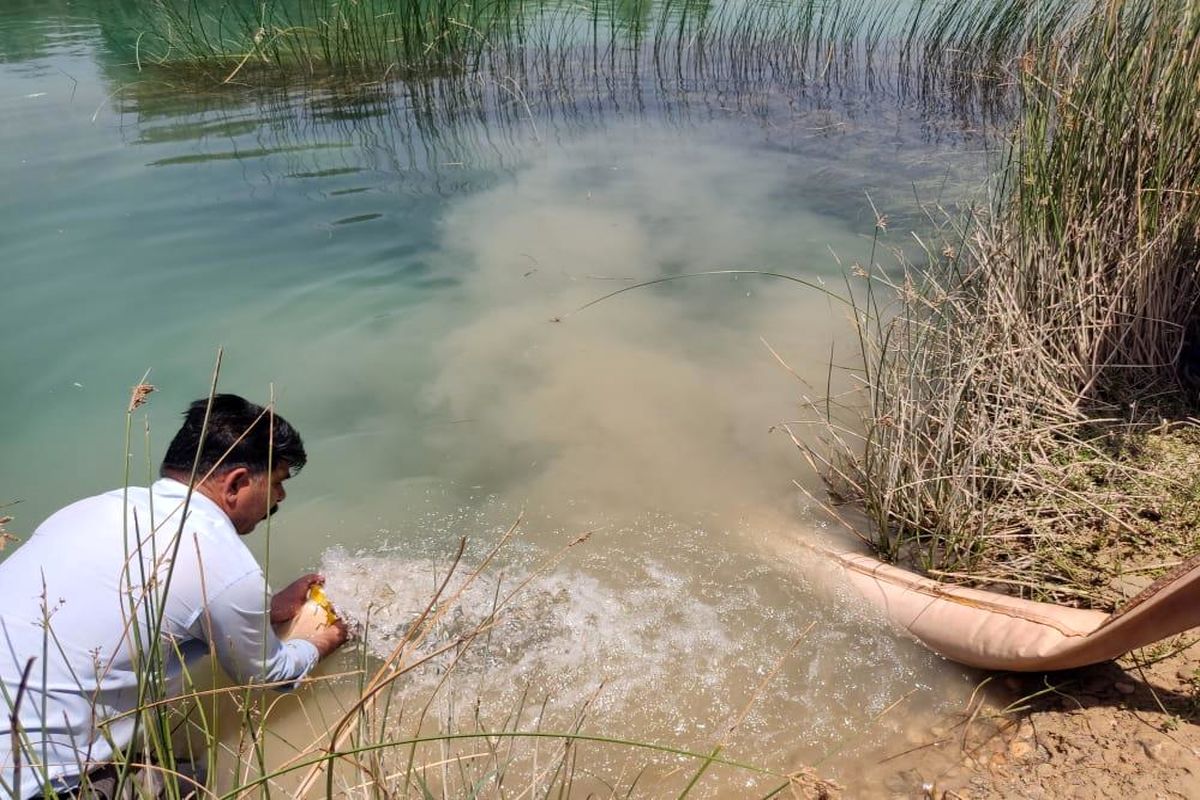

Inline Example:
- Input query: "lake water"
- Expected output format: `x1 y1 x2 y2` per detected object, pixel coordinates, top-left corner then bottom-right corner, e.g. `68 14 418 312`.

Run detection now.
0 1 995 795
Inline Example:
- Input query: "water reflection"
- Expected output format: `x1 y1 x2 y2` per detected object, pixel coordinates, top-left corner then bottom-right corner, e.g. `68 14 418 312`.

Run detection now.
104 67 985 244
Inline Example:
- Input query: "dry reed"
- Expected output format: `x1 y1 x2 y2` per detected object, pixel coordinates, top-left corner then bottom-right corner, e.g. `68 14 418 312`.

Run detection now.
807 0 1200 608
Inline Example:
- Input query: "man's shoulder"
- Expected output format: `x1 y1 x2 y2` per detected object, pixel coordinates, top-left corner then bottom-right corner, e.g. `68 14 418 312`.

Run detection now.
39 485 224 535
40 484 251 572
31 487 147 533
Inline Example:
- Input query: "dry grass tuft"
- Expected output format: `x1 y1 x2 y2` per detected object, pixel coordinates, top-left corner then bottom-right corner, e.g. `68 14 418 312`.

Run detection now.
808 0 1200 609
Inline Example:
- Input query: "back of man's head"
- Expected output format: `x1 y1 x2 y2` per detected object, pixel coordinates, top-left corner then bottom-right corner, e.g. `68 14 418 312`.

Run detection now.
160 394 307 479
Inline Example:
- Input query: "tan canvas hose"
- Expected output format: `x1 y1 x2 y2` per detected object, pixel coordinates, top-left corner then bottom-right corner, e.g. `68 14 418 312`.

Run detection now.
823 547 1200 671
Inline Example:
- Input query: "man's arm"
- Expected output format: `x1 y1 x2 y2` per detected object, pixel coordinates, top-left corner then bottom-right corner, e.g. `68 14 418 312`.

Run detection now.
270 573 323 626
198 571 335 687
278 600 348 658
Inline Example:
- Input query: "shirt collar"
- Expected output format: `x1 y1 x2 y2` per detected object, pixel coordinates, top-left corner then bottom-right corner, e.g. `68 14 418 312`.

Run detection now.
151 477 234 532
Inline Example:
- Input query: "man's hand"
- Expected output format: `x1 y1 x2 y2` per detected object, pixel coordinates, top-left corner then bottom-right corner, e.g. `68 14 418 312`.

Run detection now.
280 603 350 659
270 573 323 625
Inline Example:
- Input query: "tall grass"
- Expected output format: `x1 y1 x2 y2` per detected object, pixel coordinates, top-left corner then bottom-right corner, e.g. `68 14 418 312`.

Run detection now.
807 0 1200 606
134 0 1081 107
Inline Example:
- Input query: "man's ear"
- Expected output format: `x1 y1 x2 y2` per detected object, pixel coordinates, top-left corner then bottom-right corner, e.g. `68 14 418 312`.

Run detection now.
217 466 252 501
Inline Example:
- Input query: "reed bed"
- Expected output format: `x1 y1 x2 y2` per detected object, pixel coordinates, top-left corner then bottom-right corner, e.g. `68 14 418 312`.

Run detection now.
808 0 1200 607
135 0 1079 110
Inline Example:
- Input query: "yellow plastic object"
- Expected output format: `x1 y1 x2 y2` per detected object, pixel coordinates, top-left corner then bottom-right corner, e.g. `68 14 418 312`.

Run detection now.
308 583 338 626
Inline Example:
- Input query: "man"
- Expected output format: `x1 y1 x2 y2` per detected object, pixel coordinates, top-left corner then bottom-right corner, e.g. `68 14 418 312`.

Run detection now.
0 394 348 799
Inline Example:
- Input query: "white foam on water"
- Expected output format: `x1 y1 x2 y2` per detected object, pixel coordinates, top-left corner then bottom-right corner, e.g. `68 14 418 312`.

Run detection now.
316 509 971 785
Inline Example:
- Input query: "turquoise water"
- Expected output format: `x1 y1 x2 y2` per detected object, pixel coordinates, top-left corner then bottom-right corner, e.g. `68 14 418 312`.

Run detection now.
1 1 992 794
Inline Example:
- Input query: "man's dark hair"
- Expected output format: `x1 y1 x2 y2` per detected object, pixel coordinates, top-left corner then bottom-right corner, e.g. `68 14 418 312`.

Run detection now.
160 394 307 479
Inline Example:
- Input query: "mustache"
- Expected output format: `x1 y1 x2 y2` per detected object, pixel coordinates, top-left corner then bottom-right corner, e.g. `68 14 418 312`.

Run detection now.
268 504 280 517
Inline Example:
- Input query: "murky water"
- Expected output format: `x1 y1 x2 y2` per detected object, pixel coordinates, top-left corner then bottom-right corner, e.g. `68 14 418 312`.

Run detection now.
1 1 994 795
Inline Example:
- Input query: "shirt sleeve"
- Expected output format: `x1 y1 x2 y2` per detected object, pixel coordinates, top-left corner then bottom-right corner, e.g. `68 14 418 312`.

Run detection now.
196 571 319 689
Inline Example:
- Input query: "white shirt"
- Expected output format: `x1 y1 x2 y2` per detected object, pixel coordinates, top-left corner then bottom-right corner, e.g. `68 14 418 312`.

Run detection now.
0 479 319 798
